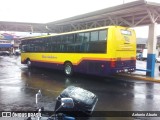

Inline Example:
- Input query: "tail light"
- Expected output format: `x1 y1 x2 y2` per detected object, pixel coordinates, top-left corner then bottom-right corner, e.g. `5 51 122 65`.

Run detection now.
110 59 116 68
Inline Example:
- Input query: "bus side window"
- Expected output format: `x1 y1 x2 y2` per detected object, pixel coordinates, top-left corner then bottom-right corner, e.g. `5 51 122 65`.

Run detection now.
22 45 26 52
90 31 98 41
98 30 107 53
51 36 56 52
83 32 90 52
67 34 75 52
89 31 98 52
73 34 80 52
76 33 84 52
46 37 52 52
89 30 107 53
99 30 107 41
78 33 84 43
61 35 68 52
55 36 61 52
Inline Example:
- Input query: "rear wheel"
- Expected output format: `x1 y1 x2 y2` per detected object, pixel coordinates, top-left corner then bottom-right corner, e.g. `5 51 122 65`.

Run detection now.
64 62 73 76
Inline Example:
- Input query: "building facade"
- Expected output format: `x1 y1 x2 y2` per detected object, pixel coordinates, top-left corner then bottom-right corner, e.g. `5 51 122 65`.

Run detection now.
137 37 160 56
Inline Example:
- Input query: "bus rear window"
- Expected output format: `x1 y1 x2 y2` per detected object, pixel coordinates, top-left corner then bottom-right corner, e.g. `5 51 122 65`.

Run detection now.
121 30 131 35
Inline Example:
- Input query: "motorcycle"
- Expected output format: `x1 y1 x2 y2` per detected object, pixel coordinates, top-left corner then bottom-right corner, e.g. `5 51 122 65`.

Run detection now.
27 86 98 120
26 90 75 120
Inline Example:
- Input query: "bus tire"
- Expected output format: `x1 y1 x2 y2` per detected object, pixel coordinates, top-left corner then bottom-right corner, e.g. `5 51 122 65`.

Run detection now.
64 62 73 76
27 59 32 68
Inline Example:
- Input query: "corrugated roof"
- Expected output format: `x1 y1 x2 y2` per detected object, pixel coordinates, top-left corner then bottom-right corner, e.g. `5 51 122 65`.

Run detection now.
0 0 160 33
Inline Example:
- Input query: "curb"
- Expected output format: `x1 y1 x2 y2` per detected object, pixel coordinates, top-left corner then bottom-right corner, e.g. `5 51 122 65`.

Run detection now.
116 73 160 83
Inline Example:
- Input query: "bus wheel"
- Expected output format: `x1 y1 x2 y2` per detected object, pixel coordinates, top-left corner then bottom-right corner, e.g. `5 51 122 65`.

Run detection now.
64 62 73 76
27 60 32 68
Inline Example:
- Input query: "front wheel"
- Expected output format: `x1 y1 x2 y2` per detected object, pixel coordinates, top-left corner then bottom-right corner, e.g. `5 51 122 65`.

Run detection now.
64 63 73 76
27 60 32 68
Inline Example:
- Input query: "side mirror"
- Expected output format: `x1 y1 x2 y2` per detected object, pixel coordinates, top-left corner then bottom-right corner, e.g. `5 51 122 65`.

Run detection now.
61 98 74 109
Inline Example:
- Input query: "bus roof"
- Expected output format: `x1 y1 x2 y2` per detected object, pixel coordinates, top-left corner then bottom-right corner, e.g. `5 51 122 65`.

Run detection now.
20 26 130 41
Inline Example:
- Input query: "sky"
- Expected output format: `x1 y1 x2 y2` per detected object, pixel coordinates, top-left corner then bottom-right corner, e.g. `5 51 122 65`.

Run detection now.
0 0 160 38
0 0 136 23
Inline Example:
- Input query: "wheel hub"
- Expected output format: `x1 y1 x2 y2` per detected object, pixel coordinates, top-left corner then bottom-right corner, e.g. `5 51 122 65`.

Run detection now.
65 65 71 75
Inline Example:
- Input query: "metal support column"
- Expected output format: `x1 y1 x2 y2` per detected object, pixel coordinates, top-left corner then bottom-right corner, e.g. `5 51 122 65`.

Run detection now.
146 23 157 77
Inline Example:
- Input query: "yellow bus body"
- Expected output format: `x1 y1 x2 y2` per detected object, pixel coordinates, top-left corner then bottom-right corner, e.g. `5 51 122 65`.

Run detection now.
21 26 136 76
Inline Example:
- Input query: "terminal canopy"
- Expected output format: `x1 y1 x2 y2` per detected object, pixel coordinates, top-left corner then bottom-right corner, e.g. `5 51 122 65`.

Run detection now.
0 0 160 33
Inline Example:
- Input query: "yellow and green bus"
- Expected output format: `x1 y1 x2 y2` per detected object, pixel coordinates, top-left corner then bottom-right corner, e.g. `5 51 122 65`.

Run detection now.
21 26 136 76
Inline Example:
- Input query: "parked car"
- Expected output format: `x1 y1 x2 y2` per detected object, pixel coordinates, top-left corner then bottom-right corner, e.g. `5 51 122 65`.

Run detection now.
0 51 10 56
156 57 160 63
